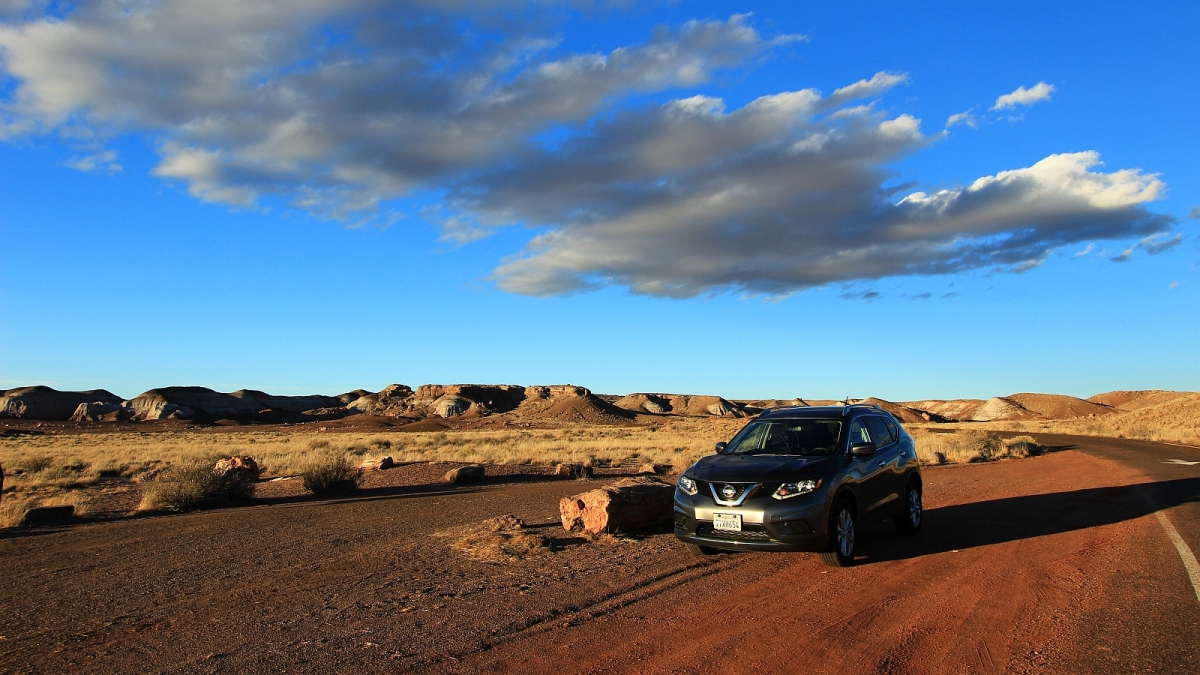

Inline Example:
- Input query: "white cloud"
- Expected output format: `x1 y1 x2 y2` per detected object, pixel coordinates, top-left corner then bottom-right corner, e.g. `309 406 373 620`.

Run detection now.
0 4 1178 298
1188 206 1200 219
479 83 1172 296
992 82 1055 110
946 110 977 129
0 5 786 221
1074 243 1094 257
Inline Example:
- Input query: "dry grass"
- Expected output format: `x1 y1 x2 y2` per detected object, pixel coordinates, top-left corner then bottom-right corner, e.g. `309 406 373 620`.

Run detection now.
434 514 549 563
0 419 742 485
911 429 1045 465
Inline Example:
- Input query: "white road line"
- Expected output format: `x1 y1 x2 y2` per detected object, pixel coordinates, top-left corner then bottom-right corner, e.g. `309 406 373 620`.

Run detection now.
1142 492 1200 605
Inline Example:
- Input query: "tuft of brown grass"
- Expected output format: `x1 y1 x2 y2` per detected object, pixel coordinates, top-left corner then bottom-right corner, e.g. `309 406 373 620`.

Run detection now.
0 498 31 528
435 514 549 563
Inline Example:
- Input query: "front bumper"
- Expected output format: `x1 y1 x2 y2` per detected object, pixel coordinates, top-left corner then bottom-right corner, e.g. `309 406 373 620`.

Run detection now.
672 486 831 552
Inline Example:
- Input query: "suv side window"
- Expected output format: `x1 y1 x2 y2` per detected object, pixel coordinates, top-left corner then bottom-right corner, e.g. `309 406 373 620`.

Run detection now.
883 417 901 441
865 416 894 447
848 418 872 446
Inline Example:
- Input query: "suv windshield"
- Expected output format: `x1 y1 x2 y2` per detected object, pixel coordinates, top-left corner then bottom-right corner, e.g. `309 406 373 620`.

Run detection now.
723 419 843 456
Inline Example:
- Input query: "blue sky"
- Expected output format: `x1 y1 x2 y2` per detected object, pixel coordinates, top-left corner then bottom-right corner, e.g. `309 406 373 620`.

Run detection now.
1 0 1197 401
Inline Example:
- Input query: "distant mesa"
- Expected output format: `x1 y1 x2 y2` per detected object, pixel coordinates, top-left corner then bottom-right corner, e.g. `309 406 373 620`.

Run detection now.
1 384 1194 429
0 386 123 421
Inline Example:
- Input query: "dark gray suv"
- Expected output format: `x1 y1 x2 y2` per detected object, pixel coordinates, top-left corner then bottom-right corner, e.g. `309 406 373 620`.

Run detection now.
673 404 922 566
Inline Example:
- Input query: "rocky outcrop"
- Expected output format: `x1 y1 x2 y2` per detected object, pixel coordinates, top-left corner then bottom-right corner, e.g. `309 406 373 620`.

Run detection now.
69 401 134 422
128 387 346 421
559 476 675 534
971 397 1035 422
0 386 124 420
432 395 472 418
229 390 342 413
613 393 744 417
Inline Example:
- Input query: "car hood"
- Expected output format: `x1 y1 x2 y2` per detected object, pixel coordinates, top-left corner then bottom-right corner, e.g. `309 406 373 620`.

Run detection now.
688 454 833 483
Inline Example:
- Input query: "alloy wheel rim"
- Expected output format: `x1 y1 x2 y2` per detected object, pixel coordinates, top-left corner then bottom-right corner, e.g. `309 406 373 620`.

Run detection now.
909 489 922 526
838 509 855 557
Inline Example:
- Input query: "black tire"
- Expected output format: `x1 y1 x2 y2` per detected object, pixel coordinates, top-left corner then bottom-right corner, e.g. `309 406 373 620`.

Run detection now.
685 542 718 556
819 499 857 567
894 481 923 535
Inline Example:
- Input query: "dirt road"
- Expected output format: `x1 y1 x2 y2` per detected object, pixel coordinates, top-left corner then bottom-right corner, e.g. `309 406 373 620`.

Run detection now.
2 436 1198 674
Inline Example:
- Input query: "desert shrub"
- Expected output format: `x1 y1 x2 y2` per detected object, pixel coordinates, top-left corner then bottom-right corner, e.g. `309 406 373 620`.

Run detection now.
343 443 370 457
299 453 363 495
369 438 392 450
138 457 255 511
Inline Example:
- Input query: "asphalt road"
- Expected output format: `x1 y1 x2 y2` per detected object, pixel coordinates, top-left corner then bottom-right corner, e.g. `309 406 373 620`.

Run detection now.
1 434 1198 674
1034 434 1200 674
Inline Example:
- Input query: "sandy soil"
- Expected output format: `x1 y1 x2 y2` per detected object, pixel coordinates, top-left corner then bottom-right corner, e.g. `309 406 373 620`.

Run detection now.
2 442 1198 674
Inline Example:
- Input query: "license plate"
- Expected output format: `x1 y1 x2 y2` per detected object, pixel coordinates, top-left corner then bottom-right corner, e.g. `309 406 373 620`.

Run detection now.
713 513 742 532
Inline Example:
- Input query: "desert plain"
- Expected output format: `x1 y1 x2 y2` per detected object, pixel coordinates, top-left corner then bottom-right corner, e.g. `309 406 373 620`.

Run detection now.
1 383 1199 674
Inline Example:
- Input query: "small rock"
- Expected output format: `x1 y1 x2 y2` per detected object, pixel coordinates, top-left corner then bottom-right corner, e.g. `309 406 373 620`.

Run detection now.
444 464 485 483
552 463 573 478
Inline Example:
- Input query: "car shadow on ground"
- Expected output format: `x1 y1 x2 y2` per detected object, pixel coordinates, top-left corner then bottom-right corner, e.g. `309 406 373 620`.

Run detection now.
854 477 1200 565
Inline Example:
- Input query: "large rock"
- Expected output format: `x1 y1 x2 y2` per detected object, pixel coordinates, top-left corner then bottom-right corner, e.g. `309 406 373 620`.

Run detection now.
212 456 260 497
212 455 260 483
444 464 485 483
559 476 675 534
21 505 75 526
0 386 124 420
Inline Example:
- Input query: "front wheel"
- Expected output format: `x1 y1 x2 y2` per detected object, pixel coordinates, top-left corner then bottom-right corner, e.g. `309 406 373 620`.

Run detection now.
819 500 857 567
894 483 922 535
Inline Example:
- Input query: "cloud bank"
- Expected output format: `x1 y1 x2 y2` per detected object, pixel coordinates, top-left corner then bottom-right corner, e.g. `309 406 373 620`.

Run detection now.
0 2 1177 297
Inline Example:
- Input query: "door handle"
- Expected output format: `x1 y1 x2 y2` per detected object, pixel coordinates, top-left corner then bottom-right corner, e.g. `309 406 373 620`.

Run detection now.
877 460 886 467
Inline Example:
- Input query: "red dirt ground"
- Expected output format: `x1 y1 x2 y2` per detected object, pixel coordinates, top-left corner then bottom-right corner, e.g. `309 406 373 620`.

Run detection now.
2 441 1198 674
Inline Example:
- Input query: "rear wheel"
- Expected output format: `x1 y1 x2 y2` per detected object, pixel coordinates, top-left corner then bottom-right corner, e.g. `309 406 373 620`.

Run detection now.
894 482 922 535
819 500 857 567
685 542 718 556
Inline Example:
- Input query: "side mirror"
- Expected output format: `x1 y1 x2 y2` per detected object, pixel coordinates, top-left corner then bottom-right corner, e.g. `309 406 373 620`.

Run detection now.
714 442 728 453
850 442 877 457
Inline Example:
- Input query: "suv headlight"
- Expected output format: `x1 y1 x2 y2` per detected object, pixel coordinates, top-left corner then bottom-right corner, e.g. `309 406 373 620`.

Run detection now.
772 479 821 500
678 475 698 495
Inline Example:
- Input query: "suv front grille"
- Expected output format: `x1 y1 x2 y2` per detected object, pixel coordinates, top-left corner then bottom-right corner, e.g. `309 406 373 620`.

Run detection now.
697 523 773 541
